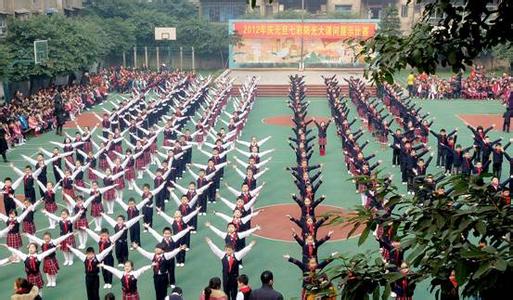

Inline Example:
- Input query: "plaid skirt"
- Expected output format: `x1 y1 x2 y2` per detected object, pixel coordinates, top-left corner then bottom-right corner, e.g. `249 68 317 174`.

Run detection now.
108 151 117 160
150 142 157 153
99 158 108 170
163 139 171 147
27 273 44 289
63 188 76 199
125 168 135 181
7 232 22 248
43 257 59 275
75 179 85 188
88 170 98 180
397 297 412 300
319 137 327 146
143 152 151 165
65 156 75 164
91 202 103 217
83 142 93 153
103 189 116 201
45 202 58 213
114 177 125 189
22 221 36 235
135 157 145 170
60 235 75 252
115 145 123 154
123 292 140 300
75 217 89 229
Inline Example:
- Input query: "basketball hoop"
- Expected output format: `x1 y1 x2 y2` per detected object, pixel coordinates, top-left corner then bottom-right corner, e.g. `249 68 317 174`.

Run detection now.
155 27 176 41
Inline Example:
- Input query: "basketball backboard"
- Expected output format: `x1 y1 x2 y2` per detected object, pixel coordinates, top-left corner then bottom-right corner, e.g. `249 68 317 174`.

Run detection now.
155 27 176 41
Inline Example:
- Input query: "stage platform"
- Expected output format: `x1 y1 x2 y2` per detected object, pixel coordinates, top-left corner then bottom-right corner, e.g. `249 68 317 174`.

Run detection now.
229 69 366 85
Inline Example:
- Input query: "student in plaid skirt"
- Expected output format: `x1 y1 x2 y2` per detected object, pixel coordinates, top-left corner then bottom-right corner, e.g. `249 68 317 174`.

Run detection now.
42 208 84 266
134 143 146 179
36 180 61 229
25 231 73 287
1 200 39 252
4 242 58 290
98 143 110 171
20 199 37 235
89 168 124 215
59 168 77 211
74 181 117 232
112 158 126 201
99 260 152 300
123 150 138 190
71 195 95 249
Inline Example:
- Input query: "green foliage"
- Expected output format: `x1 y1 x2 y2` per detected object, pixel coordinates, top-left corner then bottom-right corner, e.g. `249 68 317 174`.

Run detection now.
0 43 12 79
324 174 513 299
378 5 401 37
5 15 104 81
492 42 513 64
360 0 513 83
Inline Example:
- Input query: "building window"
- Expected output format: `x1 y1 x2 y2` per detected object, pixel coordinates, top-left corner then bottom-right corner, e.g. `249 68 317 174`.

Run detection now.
401 5 409 17
368 7 382 19
335 5 352 13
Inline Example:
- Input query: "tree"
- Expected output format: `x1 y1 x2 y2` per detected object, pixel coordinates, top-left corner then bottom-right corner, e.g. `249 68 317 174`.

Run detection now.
493 42 513 71
378 5 401 37
5 15 108 81
322 174 513 299
0 44 12 79
359 0 513 83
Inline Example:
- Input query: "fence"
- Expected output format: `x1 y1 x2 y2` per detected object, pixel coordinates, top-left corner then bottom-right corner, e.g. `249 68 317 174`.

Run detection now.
103 46 227 71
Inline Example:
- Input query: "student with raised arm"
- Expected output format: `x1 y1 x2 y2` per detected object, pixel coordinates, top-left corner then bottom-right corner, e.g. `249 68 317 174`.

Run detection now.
143 225 192 287
236 136 272 152
213 209 261 233
0 199 39 251
283 252 338 289
217 194 258 219
66 194 95 249
206 238 257 300
156 207 200 266
235 147 275 160
132 181 167 228
42 208 84 266
187 166 217 214
35 179 62 228
133 242 187 300
68 244 114 300
98 260 153 300
145 167 173 211
233 167 268 191
88 168 126 214
116 197 150 248
74 181 117 231
25 231 73 287
3 242 58 292
225 182 264 201
9 164 43 204
100 212 144 266
205 222 261 252
10 197 38 235
22 152 62 197
233 156 272 173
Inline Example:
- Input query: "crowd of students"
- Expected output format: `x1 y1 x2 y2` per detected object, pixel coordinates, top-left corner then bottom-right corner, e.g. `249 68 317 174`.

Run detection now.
405 66 513 100
0 70 279 300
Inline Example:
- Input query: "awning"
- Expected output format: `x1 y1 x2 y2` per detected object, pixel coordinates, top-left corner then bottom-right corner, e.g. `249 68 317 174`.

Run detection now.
14 9 31 14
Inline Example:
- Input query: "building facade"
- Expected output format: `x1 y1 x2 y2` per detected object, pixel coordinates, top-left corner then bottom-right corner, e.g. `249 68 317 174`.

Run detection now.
0 0 83 37
197 0 425 33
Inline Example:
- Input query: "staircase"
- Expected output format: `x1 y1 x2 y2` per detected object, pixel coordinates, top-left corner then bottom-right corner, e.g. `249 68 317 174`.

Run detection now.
230 84 376 98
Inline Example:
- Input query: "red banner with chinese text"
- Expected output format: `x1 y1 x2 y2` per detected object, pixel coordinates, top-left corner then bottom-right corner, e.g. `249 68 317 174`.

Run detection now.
233 21 376 40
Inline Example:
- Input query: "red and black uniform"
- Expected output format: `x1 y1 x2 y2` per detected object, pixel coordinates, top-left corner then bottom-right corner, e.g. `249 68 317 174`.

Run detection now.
62 176 76 198
113 166 125 190
222 254 241 300
44 189 58 213
74 204 89 228
152 254 169 300
84 256 101 300
172 218 188 264
23 174 37 203
22 208 36 234
141 191 153 227
90 189 103 217
114 224 128 264
59 219 75 252
121 273 139 300
99 239 114 285
103 177 116 201
2 185 15 214
25 256 44 288
127 206 141 246
6 218 22 248
42 242 59 275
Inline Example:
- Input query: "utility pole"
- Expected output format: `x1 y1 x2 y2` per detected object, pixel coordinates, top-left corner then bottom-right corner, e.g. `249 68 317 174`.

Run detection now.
299 0 305 71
